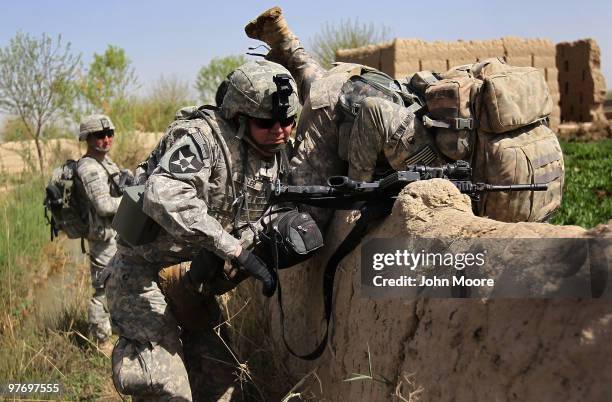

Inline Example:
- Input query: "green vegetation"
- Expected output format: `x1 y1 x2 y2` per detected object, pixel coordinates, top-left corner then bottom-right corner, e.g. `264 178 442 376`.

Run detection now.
551 139 612 228
0 33 80 172
133 74 193 132
0 176 115 400
310 19 391 69
0 37 195 150
77 45 139 133
196 55 247 104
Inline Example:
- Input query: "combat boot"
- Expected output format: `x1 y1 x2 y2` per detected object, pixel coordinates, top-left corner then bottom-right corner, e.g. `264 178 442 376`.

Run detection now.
245 6 296 49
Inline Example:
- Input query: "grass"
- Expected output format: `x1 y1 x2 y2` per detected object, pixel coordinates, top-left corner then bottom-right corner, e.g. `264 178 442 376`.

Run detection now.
220 283 301 401
0 174 117 401
551 139 612 228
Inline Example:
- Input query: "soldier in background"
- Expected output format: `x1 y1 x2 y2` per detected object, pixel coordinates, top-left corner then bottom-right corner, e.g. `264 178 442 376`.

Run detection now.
105 60 300 401
76 114 131 353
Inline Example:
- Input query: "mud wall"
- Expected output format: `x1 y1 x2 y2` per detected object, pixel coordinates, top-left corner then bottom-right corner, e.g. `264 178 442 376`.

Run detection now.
0 132 162 174
338 36 607 130
248 180 611 401
556 39 608 123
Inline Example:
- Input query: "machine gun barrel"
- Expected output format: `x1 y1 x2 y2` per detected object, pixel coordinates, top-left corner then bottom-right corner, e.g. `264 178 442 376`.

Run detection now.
271 161 549 210
483 183 548 192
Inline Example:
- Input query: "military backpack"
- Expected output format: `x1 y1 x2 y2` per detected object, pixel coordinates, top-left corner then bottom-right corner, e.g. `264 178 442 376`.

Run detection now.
44 160 89 240
408 58 564 222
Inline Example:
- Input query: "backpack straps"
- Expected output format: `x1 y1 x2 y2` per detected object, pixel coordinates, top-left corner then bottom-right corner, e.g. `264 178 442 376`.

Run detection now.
93 158 122 195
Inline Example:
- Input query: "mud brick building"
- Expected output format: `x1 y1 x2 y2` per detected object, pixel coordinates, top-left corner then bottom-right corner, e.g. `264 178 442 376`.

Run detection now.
556 39 608 123
336 37 608 130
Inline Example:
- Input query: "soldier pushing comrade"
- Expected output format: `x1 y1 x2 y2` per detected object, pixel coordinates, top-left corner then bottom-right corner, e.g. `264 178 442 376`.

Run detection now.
105 60 311 401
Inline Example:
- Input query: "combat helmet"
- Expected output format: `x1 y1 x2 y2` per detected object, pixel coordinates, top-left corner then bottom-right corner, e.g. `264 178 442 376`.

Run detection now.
220 60 300 122
78 114 115 141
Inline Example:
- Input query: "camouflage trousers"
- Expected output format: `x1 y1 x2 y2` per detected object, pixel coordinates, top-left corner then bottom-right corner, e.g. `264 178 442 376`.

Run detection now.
105 254 239 401
280 38 441 198
347 97 442 181
87 238 116 342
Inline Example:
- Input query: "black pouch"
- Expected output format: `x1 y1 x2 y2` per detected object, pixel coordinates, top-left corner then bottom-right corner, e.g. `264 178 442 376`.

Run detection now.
258 210 324 269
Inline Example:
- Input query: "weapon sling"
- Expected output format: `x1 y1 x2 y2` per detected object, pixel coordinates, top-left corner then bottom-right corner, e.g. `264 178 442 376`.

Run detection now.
275 200 393 360
94 157 123 196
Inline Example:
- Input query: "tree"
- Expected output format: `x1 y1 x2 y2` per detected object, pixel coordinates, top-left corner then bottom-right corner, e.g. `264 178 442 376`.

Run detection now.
0 32 80 172
133 74 194 132
310 20 391 69
78 45 138 131
195 55 247 104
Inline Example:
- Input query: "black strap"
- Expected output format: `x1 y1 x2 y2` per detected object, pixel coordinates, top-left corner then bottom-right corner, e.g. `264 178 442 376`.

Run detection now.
93 157 122 195
80 237 87 254
276 201 394 360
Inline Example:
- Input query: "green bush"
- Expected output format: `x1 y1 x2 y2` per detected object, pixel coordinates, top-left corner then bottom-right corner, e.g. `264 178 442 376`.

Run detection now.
0 176 115 400
0 176 48 303
551 140 612 228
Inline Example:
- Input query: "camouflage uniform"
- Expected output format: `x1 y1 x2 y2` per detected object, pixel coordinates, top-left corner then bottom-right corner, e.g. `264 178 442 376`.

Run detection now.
245 8 443 225
77 115 124 343
105 61 299 401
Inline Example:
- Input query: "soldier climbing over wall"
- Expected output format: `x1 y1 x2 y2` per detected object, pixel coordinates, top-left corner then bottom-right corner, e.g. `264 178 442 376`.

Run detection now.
245 7 445 227
245 7 564 224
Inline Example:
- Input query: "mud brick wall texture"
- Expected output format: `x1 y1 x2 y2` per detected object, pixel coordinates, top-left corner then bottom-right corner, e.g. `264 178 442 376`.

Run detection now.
336 37 606 128
556 39 608 123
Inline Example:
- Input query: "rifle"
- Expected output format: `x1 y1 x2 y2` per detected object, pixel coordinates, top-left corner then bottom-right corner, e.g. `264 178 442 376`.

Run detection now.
271 160 547 209
269 160 548 361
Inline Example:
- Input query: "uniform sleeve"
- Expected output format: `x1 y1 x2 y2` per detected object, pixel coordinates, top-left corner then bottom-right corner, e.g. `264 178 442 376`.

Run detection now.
77 160 121 217
142 131 240 260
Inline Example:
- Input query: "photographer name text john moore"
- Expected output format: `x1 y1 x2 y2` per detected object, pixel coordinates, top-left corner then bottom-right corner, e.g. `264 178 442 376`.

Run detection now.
372 275 494 287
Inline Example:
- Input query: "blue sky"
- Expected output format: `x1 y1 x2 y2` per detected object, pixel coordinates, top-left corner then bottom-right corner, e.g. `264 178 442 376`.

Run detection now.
1 0 610 94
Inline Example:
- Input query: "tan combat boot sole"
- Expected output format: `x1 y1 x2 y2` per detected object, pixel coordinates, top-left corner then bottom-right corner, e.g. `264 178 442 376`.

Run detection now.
245 6 293 47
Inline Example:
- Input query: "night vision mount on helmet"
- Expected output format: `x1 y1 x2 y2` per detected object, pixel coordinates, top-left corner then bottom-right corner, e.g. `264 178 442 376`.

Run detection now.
219 60 300 121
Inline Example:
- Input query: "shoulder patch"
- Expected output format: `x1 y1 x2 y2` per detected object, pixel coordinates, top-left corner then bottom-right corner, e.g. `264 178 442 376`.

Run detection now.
82 171 100 183
159 133 209 179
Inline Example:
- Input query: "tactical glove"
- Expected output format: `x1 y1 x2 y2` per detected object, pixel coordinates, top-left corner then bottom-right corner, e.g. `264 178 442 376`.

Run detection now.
188 249 224 286
236 249 276 297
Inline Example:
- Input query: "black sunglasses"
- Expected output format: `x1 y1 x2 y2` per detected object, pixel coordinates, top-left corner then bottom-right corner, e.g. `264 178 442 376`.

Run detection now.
93 130 114 139
252 116 295 129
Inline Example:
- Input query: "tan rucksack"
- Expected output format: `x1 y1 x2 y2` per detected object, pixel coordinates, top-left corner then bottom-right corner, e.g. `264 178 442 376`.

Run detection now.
412 58 564 222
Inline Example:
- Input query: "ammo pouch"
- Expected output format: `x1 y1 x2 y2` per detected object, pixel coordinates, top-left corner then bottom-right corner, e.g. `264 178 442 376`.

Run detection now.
410 66 480 161
258 209 324 269
425 71 481 161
